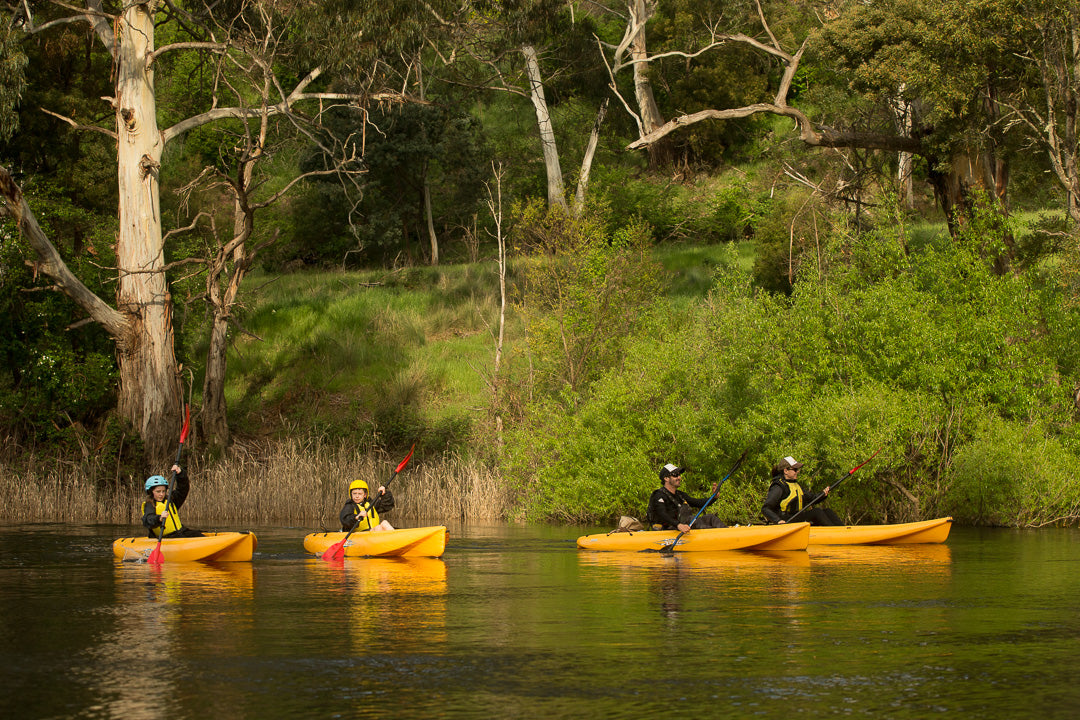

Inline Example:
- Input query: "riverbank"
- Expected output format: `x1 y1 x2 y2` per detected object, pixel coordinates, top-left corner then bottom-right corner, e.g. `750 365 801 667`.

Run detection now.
0 439 512 525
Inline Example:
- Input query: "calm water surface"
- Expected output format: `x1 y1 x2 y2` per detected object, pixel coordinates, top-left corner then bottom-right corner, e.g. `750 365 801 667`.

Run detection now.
1 523 1078 719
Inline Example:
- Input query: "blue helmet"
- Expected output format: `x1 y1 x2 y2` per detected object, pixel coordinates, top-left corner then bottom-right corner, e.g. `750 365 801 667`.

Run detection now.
145 475 168 492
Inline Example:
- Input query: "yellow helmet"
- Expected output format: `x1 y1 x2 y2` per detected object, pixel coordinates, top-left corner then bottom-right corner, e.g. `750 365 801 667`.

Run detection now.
348 479 368 492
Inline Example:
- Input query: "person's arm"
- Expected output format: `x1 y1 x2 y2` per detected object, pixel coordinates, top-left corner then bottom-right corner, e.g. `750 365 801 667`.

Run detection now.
762 483 785 524
141 500 161 531
169 466 189 509
373 487 395 514
685 490 717 510
805 483 829 507
339 502 359 531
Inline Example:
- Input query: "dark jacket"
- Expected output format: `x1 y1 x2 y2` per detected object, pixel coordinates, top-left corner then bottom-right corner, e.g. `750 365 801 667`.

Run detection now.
339 488 396 531
761 472 825 524
647 486 716 530
141 468 190 538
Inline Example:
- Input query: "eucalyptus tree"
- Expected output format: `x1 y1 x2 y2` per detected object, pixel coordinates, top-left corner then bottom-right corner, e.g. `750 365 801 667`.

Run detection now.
0 0 439 458
611 0 1045 243
1005 0 1080 226
429 0 610 212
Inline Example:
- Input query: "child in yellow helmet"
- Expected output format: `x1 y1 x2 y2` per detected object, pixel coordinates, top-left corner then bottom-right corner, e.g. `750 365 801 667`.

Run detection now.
339 478 395 532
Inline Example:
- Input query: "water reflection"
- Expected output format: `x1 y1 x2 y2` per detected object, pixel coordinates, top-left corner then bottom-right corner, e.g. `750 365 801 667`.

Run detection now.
577 550 811 571
808 543 953 567
305 557 449 652
82 562 257 719
5 524 1080 720
114 560 256 602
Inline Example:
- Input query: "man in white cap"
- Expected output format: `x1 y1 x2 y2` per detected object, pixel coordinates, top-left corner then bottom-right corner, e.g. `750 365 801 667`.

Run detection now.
646 463 727 532
762 456 842 525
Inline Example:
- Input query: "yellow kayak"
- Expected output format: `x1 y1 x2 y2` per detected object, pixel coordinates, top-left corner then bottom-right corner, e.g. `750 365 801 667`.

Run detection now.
303 526 447 558
112 531 257 562
808 517 953 545
576 522 810 552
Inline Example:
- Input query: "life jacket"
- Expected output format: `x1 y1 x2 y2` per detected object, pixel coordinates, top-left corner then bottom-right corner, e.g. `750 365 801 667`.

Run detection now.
350 502 381 532
648 487 689 530
778 482 804 515
143 499 184 536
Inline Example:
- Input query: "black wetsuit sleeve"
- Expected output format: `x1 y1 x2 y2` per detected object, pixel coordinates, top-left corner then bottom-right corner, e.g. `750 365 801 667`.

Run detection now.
168 469 190 510
340 502 358 531
762 482 786 523
141 500 161 536
373 488 395 514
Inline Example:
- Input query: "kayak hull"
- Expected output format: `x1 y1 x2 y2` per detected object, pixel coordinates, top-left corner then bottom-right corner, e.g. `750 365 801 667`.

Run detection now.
808 517 953 545
112 531 257 562
304 526 447 558
576 523 810 552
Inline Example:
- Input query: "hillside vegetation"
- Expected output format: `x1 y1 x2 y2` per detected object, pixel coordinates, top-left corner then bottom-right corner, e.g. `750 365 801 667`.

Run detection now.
207 191 1080 528
5 2 1080 527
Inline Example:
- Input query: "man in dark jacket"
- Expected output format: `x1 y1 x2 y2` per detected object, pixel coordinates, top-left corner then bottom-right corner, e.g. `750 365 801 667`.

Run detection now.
647 463 726 531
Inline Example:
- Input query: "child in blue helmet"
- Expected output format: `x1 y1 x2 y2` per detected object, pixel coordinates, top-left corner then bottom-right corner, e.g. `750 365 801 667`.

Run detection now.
141 464 204 538
339 478 395 532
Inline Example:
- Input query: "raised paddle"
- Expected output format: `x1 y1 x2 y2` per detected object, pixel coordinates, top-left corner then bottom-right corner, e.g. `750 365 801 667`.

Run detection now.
659 449 749 555
785 446 883 524
147 404 192 565
321 443 415 562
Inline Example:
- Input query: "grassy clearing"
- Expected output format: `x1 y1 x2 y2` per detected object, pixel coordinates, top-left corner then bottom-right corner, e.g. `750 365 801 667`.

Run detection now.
211 263 515 447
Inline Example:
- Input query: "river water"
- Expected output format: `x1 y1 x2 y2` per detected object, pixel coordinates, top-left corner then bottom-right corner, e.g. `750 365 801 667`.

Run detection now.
1 522 1078 719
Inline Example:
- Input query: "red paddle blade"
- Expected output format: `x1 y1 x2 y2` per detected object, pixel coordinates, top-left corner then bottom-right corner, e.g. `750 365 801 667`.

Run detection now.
848 446 883 475
180 404 191 444
321 539 346 562
147 543 164 565
396 443 416 473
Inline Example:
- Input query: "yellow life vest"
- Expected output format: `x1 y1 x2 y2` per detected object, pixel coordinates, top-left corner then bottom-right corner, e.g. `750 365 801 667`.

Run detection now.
351 503 380 532
144 499 184 535
778 482 804 514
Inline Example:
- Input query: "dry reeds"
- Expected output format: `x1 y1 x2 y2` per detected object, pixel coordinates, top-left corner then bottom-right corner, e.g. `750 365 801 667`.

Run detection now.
0 438 514 528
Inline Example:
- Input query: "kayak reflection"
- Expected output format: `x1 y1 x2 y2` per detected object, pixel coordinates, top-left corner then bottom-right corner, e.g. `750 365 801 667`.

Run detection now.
306 556 449 651
114 558 255 602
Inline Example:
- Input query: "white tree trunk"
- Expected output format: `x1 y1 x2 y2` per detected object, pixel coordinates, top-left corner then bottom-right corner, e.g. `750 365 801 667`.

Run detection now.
628 0 670 169
522 44 567 209
424 175 439 265
573 98 609 216
114 3 181 461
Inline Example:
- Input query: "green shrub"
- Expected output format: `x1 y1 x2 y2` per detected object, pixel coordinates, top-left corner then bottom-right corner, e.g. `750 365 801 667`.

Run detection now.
945 418 1080 527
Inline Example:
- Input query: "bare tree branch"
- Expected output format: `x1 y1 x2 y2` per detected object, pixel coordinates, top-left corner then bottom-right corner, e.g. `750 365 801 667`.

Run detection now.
0 166 128 341
39 107 118 140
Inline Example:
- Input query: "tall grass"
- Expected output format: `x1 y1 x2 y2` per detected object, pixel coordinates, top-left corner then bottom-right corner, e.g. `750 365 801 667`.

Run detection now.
0 440 513 527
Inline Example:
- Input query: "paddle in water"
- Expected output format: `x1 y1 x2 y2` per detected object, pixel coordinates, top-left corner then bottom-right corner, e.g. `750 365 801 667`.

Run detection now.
660 449 749 556
322 443 415 562
785 446 883 524
147 405 192 565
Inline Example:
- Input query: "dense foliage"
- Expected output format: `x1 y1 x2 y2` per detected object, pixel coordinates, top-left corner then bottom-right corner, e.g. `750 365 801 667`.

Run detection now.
504 204 1080 527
